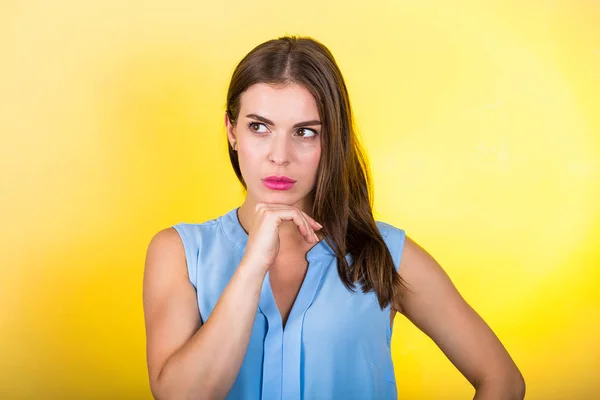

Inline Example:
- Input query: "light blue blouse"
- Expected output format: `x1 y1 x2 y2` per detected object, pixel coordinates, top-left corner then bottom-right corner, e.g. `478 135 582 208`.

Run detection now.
172 207 406 400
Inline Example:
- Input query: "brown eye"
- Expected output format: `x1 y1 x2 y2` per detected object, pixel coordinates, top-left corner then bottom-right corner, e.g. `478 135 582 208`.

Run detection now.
297 128 317 138
248 122 268 133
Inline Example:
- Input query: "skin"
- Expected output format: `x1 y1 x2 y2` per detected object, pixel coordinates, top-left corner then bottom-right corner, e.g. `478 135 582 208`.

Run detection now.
143 81 525 399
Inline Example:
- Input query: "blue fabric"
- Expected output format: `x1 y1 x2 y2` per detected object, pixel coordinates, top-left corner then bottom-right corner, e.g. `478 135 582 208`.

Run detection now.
172 207 407 400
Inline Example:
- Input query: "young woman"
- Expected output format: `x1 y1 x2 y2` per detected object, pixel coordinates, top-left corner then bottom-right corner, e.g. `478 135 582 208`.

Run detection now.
143 36 525 400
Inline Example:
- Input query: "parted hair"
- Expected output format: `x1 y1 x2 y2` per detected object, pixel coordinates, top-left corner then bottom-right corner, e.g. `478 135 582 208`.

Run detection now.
225 35 406 309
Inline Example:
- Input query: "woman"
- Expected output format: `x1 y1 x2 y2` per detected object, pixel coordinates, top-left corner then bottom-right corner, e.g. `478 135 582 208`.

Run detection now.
143 36 525 400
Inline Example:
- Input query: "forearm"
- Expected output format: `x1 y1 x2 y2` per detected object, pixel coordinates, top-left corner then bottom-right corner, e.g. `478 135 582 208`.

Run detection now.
154 259 266 400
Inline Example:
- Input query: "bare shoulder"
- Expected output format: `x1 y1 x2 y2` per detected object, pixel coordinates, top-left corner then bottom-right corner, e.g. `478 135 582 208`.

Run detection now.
145 227 187 275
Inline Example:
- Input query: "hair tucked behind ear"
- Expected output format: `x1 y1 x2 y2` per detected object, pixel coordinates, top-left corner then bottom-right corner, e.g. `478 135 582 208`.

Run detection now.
225 35 407 309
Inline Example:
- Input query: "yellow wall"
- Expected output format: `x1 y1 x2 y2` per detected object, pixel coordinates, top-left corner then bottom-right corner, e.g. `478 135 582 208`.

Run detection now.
2 0 598 398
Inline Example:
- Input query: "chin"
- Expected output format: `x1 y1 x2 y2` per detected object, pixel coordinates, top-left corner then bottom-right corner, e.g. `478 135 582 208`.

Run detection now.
262 196 295 204
261 192 302 205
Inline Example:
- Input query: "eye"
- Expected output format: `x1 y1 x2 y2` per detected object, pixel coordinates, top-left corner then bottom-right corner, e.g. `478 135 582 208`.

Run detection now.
248 122 269 133
296 128 318 139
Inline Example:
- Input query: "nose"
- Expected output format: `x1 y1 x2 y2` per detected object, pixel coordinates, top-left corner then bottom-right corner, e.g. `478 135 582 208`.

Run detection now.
268 133 290 166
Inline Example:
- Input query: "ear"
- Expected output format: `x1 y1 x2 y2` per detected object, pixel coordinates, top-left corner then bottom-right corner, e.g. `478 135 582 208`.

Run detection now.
225 112 237 147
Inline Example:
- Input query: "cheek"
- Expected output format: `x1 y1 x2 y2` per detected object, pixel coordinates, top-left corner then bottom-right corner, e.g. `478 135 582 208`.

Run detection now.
237 145 259 170
304 149 321 176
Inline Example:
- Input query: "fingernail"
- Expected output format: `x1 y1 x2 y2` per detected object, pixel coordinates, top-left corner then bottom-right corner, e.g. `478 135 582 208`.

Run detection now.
316 222 323 228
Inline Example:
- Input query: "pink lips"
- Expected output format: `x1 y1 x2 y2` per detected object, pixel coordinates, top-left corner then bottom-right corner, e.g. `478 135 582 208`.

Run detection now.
262 175 296 191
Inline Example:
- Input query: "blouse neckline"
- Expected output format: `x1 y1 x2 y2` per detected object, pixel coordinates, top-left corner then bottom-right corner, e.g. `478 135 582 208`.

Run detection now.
221 206 336 262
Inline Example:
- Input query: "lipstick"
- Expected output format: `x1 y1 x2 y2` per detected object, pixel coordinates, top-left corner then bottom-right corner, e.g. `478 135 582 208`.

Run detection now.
262 175 296 191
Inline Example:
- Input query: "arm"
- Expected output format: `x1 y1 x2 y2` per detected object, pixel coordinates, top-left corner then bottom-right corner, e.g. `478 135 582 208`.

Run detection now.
142 227 266 400
392 236 526 400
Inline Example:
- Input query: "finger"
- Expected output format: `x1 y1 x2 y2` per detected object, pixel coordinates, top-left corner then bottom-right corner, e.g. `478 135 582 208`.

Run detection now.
258 203 320 227
301 211 323 231
292 207 311 239
295 208 317 243
261 205 319 243
276 208 315 243
265 207 309 239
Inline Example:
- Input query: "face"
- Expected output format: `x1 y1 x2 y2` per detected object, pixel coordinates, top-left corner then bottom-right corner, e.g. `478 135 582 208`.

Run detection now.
225 82 322 210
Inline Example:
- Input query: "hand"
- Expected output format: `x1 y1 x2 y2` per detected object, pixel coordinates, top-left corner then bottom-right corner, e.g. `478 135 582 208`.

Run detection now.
241 203 323 273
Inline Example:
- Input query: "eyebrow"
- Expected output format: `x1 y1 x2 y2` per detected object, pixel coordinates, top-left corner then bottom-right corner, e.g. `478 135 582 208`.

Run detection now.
245 113 321 128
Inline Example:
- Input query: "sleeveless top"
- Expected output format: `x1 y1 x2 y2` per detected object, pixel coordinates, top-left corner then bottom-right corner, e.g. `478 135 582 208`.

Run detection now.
172 207 407 400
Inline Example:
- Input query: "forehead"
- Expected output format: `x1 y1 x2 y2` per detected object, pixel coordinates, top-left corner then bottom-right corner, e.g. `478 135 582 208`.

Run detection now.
239 82 319 120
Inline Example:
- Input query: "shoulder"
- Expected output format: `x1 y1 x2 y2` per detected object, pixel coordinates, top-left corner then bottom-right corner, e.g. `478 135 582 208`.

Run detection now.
149 218 219 257
145 227 187 277
145 215 222 282
375 219 408 267
373 220 443 310
171 216 220 241
375 220 405 240
374 219 432 271
146 226 183 259
170 216 222 253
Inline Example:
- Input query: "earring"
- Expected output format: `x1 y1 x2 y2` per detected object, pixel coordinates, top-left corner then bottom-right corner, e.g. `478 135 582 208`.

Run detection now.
232 140 237 151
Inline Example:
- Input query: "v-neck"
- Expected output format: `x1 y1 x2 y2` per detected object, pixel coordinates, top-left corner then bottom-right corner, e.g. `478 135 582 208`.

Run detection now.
221 206 336 326
220 206 336 399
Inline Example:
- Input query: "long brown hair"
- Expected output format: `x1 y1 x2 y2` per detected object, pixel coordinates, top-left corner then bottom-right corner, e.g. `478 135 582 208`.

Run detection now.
225 35 406 309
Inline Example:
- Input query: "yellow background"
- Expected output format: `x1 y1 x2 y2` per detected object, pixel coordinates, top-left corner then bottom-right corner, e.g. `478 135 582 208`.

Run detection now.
1 0 599 398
